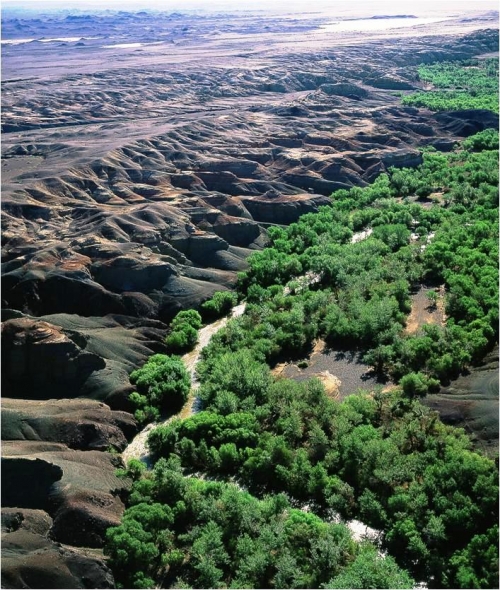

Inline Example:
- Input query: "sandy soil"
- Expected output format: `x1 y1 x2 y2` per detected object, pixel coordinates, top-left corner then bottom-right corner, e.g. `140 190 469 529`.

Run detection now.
278 339 385 398
405 284 446 335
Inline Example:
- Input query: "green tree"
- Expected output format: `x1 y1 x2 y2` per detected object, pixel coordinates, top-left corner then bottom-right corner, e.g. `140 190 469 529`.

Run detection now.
399 372 431 398
171 309 203 331
165 324 198 353
198 348 271 409
448 526 499 589
130 354 190 415
165 310 202 353
191 522 230 588
326 544 414 589
201 291 238 320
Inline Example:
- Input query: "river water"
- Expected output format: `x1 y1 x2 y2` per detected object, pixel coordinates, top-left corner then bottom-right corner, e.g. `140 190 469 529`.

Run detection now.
121 302 246 466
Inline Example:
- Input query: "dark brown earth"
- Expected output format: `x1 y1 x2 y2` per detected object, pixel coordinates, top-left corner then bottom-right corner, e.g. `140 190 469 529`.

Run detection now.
1 438 131 588
423 346 499 455
276 339 384 398
1 7 498 588
3 18 499 339
2 312 168 407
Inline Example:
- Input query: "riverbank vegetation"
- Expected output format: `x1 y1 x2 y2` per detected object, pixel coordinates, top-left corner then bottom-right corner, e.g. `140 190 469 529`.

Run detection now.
201 290 238 321
111 129 499 589
107 456 415 589
230 140 498 392
109 61 499 588
129 355 191 424
165 310 202 354
402 58 499 112
144 383 497 589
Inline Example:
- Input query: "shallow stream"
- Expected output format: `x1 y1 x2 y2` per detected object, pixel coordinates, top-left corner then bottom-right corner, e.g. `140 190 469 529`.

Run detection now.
121 303 246 466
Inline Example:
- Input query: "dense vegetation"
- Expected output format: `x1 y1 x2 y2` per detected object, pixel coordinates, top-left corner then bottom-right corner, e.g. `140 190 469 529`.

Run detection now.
110 131 499 589
109 60 499 589
145 380 498 588
227 142 498 392
107 456 415 589
402 58 499 112
129 354 191 424
165 310 202 354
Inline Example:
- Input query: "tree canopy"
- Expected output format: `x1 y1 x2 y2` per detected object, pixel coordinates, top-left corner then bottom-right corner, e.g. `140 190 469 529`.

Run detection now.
129 354 191 421
402 58 499 112
116 61 500 589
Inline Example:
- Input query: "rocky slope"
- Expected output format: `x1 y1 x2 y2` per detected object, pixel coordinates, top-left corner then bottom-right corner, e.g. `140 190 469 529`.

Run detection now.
2 313 167 407
3 22 498 335
1 428 133 588
423 346 500 455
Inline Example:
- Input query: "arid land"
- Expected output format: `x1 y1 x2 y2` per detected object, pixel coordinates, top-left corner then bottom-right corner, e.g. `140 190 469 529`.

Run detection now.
1 8 499 588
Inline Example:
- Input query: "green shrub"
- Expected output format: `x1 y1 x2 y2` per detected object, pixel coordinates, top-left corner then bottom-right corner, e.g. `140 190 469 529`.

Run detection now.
165 325 198 354
129 354 191 416
201 291 238 320
399 372 439 398
165 310 202 353
463 129 499 152
171 310 202 331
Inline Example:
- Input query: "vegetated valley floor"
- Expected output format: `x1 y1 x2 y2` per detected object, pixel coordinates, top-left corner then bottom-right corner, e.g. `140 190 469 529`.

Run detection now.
1 7 499 589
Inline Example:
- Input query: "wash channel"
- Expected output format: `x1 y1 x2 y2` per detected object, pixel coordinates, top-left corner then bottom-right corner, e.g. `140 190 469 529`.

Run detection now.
122 228 376 466
122 303 247 466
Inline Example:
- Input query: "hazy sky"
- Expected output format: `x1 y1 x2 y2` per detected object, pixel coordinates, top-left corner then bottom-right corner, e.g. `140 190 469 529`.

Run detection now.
2 0 499 14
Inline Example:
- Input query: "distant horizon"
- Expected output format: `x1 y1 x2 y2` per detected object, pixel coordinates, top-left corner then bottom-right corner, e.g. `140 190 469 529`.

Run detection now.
2 0 499 16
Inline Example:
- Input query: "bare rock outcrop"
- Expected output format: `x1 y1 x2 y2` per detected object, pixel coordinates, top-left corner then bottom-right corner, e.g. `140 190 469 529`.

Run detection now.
2 442 130 548
239 193 331 224
2 398 137 451
1 313 167 405
2 530 115 589
1 398 136 587
2 319 105 399
2 508 115 589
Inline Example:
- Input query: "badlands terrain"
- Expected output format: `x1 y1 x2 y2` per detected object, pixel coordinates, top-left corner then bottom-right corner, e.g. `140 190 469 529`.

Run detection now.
1 7 499 588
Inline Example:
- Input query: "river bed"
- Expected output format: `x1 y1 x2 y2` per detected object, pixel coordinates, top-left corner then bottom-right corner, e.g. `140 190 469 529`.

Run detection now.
121 303 246 466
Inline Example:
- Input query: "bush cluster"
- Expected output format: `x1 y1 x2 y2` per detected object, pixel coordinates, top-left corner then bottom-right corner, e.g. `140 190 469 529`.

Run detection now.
129 354 191 423
165 310 202 354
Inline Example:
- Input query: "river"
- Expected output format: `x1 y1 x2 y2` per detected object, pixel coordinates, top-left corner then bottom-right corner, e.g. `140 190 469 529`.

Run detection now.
122 228 377 466
121 302 246 466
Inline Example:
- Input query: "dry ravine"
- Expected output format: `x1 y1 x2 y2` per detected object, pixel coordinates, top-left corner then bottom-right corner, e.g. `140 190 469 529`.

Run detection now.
121 303 247 466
